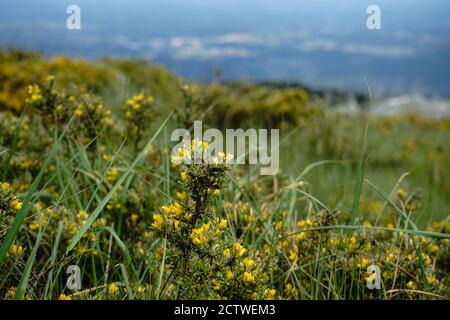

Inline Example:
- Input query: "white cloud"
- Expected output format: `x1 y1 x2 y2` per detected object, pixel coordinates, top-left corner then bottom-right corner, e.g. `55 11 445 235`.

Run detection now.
341 44 416 57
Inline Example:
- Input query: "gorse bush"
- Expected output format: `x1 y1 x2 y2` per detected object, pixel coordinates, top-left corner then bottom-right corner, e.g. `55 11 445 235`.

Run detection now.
0 51 449 300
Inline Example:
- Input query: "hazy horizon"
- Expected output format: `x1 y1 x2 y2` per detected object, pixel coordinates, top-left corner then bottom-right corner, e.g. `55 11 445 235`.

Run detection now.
1 0 450 97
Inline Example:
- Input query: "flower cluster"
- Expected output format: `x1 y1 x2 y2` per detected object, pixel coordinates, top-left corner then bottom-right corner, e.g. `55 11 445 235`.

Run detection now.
171 139 233 166
122 93 156 150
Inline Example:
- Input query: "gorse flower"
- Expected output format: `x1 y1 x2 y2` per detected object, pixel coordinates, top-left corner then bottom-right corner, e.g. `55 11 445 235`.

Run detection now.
58 294 72 300
152 213 164 229
108 282 119 295
122 92 156 150
234 242 246 257
242 271 256 283
11 196 23 211
26 85 42 103
10 244 23 256
171 139 234 165
190 223 211 246
106 168 119 183
1 182 10 193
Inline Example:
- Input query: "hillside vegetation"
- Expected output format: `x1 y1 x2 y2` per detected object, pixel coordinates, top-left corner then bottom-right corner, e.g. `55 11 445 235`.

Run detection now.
0 50 449 300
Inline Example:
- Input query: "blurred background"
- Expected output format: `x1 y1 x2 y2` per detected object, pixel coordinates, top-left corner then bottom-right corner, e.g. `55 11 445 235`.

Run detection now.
1 0 450 98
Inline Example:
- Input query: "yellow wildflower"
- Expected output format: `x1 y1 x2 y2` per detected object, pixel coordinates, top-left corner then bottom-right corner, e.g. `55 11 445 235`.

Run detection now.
152 214 164 229
10 244 23 256
176 191 186 200
106 168 119 183
263 289 276 300
426 275 436 285
137 286 145 295
11 197 23 211
406 281 415 289
241 258 255 268
218 219 227 229
131 213 139 223
1 182 10 193
234 242 246 257
58 294 72 300
242 271 255 283
109 282 119 294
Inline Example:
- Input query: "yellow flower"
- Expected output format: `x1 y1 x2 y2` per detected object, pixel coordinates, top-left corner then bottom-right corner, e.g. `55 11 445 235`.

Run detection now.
242 271 255 283
10 244 23 256
218 219 227 229
109 282 119 294
184 212 192 220
1 182 10 193
192 236 208 246
152 214 164 229
429 244 439 253
357 257 370 269
223 248 231 258
263 289 276 300
77 210 89 220
174 220 180 231
107 168 119 183
6 287 16 299
137 286 145 295
386 252 396 263
29 222 40 230
288 250 297 261
74 106 84 117
130 213 139 223
241 258 255 268
134 94 144 102
58 294 72 300
212 279 221 291
176 191 186 200
234 242 246 257
397 187 407 198
180 171 188 182
226 271 233 280
11 197 23 211
426 275 436 285
406 281 415 289
217 152 234 164
295 232 306 241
